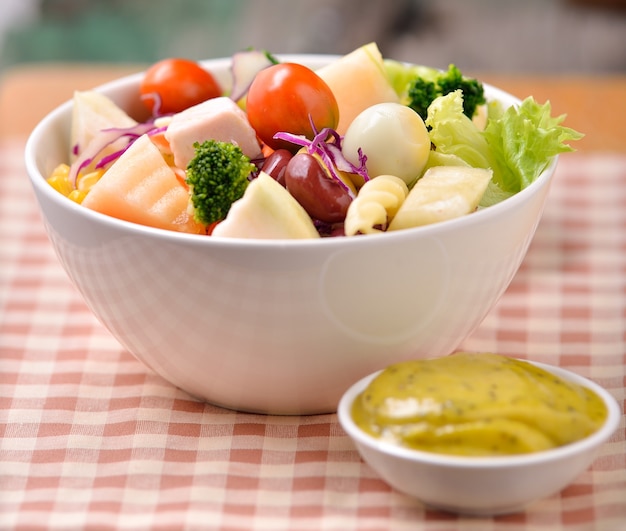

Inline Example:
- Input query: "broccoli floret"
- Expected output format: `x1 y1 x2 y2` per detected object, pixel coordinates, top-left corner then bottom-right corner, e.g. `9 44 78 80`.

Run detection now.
406 77 439 124
185 140 256 226
407 64 486 121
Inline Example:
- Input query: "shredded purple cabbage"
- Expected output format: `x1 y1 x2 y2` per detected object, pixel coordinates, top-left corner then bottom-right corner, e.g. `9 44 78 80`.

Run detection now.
69 121 160 186
94 125 168 169
273 121 369 198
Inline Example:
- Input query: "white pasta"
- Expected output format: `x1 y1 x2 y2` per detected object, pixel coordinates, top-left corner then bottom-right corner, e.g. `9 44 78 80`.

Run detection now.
344 175 409 236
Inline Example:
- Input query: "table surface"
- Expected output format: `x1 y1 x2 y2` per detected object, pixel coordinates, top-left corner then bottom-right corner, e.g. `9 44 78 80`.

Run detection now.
1 63 625 530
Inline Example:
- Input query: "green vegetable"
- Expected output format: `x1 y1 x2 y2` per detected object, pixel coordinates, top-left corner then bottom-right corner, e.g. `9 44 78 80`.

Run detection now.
384 60 485 121
185 140 256 226
483 96 584 192
384 59 436 100
426 91 583 206
433 64 486 120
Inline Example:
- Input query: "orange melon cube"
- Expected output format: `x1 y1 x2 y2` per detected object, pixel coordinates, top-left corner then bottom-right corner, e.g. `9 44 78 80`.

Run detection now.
81 134 202 233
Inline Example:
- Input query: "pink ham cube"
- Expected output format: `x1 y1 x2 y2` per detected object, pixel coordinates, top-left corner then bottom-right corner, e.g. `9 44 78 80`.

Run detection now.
165 96 262 169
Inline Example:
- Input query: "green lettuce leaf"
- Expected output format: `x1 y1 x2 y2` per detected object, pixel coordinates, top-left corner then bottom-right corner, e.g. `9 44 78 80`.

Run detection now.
483 97 584 192
425 91 583 206
426 90 494 170
383 59 440 103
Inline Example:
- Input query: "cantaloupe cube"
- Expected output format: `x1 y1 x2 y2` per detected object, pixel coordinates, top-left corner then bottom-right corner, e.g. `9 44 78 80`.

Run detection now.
316 42 400 134
81 134 202 233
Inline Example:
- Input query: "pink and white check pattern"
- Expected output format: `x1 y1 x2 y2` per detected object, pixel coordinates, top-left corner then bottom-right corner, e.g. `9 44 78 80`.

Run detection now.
1 141 625 530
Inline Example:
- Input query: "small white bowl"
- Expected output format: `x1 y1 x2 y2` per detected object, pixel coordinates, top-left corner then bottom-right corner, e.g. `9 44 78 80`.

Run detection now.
337 360 621 515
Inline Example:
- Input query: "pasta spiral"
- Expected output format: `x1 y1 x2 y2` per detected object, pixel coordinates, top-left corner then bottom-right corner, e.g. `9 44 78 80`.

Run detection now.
344 175 409 236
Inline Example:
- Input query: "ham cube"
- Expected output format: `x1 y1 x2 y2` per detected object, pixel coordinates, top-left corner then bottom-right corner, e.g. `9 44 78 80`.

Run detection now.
165 96 262 169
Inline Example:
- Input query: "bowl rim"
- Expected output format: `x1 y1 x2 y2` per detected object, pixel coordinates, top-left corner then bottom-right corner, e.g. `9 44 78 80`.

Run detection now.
24 54 557 248
337 357 622 469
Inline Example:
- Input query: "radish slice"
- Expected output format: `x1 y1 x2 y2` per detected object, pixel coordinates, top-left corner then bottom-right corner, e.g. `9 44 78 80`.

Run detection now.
230 50 277 102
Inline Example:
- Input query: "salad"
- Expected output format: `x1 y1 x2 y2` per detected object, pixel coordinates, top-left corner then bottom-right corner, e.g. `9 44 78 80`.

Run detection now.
47 42 582 238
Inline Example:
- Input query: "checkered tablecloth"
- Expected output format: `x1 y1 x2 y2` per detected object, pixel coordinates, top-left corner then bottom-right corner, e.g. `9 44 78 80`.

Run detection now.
1 139 625 530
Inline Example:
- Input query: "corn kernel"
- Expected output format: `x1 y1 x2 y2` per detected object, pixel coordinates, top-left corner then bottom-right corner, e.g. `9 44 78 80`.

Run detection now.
46 164 73 196
68 189 88 204
76 169 104 192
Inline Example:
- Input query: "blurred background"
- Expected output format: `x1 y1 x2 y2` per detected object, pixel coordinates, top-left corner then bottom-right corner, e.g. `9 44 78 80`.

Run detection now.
1 0 625 73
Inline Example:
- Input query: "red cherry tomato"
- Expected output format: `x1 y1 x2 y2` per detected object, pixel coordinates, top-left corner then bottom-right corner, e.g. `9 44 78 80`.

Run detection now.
140 58 222 115
246 63 339 152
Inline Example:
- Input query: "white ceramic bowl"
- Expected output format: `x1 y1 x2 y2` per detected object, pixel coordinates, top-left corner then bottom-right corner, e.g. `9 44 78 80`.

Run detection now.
25 56 557 414
337 360 621 515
